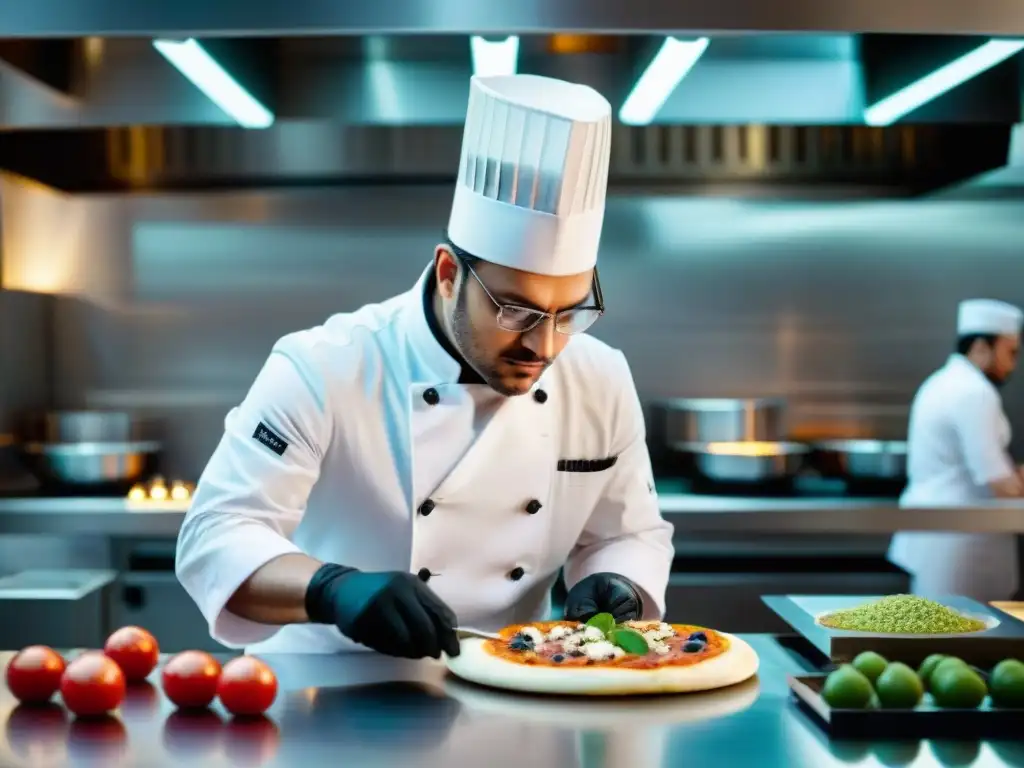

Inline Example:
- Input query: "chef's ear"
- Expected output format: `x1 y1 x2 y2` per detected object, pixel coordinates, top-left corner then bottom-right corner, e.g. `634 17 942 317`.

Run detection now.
434 244 459 298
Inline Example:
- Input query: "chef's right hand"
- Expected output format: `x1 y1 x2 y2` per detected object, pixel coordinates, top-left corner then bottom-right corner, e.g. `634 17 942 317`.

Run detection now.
304 564 460 659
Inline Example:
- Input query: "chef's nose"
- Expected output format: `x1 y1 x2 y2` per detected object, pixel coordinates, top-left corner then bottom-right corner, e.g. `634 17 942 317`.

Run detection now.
522 316 557 360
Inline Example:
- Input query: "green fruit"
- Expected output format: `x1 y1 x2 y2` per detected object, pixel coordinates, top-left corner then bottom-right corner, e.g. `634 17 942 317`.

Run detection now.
989 659 1024 708
822 664 875 709
874 662 924 708
932 656 968 680
930 664 988 709
852 651 889 683
918 654 948 689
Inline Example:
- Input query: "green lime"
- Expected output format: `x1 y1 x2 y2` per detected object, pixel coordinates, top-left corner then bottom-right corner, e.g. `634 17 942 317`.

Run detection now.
930 664 988 709
989 659 1024 708
874 662 924 708
918 654 948 689
852 651 889 683
932 656 968 680
822 664 874 709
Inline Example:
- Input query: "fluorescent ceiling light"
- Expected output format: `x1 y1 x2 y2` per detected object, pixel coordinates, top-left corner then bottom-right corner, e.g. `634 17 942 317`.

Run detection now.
470 36 520 77
863 39 1024 126
619 37 710 126
153 38 274 128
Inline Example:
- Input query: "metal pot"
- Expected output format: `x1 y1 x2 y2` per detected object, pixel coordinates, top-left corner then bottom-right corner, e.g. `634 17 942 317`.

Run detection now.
13 410 163 487
671 441 809 483
651 398 787 446
18 441 162 486
811 439 908 480
16 410 157 443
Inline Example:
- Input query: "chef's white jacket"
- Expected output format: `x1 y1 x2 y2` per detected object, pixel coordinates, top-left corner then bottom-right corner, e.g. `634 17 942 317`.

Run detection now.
175 263 675 653
889 353 1019 600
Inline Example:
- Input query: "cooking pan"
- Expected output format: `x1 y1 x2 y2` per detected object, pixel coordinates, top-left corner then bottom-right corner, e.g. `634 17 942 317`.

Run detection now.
671 441 810 484
810 439 907 481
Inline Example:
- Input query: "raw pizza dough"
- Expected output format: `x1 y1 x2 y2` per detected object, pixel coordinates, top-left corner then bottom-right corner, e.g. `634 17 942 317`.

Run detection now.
444 622 760 696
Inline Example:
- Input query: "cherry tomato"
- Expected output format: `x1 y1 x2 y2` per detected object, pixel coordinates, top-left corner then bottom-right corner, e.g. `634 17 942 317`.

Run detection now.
103 625 160 682
161 651 222 709
216 656 278 716
5 646 67 704
60 652 126 717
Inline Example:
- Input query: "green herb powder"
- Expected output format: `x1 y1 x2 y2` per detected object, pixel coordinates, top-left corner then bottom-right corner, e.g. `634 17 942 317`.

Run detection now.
818 595 987 634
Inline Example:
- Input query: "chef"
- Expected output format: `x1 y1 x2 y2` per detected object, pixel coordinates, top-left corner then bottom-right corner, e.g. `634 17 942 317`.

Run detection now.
889 298 1024 601
175 74 675 659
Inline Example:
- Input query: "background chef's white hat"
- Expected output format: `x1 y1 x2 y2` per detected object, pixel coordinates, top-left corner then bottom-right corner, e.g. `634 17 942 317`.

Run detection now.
957 299 1024 336
447 74 612 277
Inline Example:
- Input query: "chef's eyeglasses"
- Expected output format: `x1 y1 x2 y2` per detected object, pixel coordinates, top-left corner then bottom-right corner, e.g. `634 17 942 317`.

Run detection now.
448 244 605 335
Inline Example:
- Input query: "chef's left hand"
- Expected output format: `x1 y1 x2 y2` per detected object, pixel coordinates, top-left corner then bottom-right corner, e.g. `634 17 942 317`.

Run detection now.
563 572 643 624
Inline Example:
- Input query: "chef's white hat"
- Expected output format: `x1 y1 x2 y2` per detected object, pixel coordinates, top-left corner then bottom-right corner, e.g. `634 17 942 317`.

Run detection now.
446 74 612 277
957 299 1024 336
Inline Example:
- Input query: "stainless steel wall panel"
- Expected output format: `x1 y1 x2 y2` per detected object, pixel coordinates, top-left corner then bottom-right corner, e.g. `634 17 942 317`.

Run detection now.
2 174 1024 479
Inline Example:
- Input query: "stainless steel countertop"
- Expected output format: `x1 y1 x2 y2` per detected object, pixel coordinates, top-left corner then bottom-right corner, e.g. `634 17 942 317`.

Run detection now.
3 638 1023 768
1 494 1023 536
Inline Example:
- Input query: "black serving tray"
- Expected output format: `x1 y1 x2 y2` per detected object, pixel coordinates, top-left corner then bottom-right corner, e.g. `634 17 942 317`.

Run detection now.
762 594 1024 666
789 674 1024 740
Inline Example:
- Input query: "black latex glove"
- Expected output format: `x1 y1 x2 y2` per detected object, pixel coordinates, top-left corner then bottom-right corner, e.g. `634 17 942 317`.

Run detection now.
305 564 460 659
563 572 643 624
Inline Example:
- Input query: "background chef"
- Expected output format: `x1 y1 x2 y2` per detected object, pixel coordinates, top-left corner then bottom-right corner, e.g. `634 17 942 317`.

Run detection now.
889 298 1024 602
175 74 675 659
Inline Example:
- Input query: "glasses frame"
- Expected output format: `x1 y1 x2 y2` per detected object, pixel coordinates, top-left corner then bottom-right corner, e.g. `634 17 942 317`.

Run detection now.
445 241 605 336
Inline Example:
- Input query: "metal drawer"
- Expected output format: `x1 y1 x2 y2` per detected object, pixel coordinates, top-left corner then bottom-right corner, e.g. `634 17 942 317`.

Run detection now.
0 569 116 649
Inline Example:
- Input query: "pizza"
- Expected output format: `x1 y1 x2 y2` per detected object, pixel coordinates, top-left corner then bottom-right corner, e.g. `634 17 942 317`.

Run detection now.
444 615 759 696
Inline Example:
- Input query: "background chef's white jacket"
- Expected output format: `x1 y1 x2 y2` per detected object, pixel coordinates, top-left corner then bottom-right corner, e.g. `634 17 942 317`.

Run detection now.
889 353 1019 600
175 264 675 653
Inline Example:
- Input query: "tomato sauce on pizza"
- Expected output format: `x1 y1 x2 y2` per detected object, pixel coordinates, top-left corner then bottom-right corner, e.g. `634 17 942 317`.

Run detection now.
483 620 729 669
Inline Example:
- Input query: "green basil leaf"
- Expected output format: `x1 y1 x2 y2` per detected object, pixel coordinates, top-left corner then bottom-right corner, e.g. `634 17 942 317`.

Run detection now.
585 613 616 636
609 628 649 655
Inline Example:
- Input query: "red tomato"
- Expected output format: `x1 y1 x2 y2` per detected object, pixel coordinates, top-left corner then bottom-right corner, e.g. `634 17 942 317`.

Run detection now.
5 646 67 704
217 656 278 716
60 652 126 717
103 625 160 682
161 651 222 709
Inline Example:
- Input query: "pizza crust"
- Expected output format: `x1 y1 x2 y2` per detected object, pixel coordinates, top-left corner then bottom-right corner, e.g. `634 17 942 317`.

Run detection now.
444 631 759 696
446 675 761 727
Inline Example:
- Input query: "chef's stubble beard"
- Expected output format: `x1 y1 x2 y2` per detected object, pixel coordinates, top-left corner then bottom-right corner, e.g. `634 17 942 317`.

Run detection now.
450 280 530 397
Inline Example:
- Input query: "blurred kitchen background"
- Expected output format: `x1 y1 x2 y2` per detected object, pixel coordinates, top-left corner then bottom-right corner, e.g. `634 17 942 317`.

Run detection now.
2 2 1024 650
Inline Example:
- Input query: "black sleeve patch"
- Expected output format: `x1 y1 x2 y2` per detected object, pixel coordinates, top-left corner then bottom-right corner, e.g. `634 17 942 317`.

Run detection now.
253 421 289 456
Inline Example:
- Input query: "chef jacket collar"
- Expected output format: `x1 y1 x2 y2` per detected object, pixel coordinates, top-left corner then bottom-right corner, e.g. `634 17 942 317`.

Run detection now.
947 353 999 393
421 265 485 385
402 262 463 385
